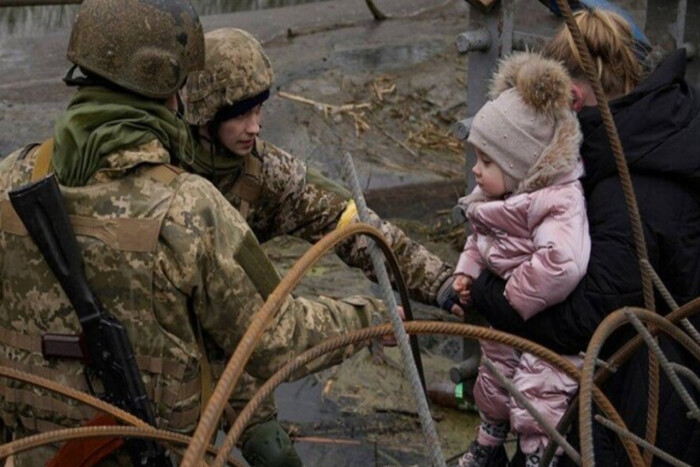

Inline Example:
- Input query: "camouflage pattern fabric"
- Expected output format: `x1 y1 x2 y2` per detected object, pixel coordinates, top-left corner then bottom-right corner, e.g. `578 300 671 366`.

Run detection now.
208 140 454 305
186 28 274 126
0 139 382 465
67 0 204 100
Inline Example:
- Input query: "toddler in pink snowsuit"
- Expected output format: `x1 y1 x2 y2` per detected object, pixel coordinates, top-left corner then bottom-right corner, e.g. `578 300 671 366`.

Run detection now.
454 53 590 467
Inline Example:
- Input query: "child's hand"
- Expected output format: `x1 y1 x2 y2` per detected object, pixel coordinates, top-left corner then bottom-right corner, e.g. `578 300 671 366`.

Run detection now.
453 274 473 305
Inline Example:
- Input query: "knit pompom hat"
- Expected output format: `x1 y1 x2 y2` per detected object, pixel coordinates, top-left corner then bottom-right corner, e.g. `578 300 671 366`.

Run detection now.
468 52 574 191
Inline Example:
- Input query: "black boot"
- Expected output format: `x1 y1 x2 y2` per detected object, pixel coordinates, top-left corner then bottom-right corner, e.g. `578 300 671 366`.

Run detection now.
459 441 510 467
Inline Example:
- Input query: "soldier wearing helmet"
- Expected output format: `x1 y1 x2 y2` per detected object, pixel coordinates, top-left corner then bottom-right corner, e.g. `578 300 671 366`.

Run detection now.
0 2 387 466
182 27 463 330
180 29 464 464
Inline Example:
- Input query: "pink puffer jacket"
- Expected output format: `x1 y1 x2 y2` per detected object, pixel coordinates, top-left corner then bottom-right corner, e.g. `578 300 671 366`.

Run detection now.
456 111 590 320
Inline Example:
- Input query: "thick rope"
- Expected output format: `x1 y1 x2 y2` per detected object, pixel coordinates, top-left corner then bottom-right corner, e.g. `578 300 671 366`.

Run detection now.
670 363 700 392
0 426 230 466
641 259 700 345
341 151 444 467
593 416 692 467
579 307 700 467
229 321 634 467
183 223 412 467
553 3 659 462
543 297 700 466
625 310 700 420
210 222 417 467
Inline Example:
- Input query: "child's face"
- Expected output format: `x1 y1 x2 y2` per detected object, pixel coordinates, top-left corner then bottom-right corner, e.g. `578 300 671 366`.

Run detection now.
472 147 506 198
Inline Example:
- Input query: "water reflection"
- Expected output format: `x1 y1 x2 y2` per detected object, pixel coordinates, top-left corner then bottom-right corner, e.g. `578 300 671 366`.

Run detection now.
0 0 329 40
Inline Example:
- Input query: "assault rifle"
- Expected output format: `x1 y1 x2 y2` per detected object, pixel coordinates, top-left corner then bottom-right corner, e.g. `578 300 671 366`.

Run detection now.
9 175 172 467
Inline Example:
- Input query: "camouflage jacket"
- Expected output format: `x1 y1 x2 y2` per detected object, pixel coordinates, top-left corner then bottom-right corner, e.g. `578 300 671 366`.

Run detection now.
0 140 381 454
199 139 454 305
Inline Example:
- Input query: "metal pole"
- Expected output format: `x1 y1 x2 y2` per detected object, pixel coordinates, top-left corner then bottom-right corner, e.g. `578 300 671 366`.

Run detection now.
459 0 513 192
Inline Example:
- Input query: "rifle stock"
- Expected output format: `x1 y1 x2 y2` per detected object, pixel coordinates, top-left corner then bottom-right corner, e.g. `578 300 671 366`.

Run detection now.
9 175 172 467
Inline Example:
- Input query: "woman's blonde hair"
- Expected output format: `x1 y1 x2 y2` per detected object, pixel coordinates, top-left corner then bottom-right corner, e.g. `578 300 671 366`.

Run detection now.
542 9 643 97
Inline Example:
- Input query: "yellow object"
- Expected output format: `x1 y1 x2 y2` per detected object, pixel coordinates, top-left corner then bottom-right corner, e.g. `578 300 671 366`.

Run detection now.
31 139 54 181
336 200 358 230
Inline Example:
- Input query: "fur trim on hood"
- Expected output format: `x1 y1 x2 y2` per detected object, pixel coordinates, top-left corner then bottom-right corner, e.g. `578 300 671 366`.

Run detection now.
463 52 583 207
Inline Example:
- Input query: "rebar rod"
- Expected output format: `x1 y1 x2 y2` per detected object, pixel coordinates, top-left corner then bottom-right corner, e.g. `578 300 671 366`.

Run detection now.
625 310 700 420
594 416 692 467
481 357 581 464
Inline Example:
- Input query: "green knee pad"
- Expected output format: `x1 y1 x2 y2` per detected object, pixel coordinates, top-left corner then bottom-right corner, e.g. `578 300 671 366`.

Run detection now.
240 419 303 467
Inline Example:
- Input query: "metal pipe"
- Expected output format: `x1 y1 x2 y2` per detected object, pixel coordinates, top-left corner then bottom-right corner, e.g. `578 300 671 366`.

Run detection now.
456 28 492 54
453 117 473 141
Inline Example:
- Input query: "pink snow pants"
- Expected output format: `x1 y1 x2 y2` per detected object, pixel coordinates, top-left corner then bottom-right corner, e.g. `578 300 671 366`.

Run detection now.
473 340 582 454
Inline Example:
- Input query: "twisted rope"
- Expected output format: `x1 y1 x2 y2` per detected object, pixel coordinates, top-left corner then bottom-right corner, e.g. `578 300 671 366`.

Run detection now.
579 307 700 466
341 151 443 467
230 320 634 467
553 2 660 462
183 223 413 467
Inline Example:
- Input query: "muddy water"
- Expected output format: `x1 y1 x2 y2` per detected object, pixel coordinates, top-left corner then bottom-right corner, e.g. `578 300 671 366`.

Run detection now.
0 0 331 40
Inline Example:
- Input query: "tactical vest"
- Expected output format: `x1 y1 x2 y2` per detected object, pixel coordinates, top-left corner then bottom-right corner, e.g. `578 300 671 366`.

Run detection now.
0 142 204 434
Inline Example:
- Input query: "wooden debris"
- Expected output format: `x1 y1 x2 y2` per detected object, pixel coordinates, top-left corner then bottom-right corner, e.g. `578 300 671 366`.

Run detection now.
278 91 372 135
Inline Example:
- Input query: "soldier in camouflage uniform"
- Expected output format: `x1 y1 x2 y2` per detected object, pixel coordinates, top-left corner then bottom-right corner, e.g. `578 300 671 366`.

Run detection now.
184 28 460 311
0 2 386 466
180 28 464 465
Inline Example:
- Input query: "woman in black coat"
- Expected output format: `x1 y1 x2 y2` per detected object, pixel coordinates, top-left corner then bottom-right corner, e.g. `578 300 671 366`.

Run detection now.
471 9 700 466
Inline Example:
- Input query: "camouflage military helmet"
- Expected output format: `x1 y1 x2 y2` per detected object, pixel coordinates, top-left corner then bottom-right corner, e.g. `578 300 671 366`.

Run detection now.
185 28 274 125
66 0 205 99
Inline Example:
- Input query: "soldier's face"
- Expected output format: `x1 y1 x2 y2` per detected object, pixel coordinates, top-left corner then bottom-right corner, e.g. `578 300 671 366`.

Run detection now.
218 104 263 156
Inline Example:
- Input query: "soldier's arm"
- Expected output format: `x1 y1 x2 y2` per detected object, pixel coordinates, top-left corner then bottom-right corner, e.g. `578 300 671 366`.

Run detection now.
160 176 380 380
254 143 454 306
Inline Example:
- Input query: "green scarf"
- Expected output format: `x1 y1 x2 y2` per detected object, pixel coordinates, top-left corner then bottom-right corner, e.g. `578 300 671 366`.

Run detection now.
183 136 245 178
53 86 193 187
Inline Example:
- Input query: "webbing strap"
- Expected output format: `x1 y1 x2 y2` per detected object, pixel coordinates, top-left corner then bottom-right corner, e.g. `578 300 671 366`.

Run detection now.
140 163 184 186
0 383 95 419
0 200 162 253
0 327 188 383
